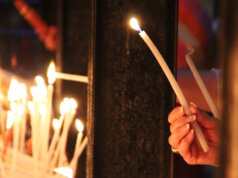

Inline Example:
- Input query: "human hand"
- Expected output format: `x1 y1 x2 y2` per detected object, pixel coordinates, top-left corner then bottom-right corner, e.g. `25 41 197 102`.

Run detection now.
168 103 219 166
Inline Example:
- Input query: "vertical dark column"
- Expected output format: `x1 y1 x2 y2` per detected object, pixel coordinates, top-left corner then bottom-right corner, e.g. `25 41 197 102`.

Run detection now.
59 1 93 178
218 0 238 177
91 0 178 177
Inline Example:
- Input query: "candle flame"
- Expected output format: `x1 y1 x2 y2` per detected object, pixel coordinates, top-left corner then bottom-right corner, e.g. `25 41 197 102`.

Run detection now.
60 98 70 115
34 76 47 98
75 119 84 133
70 98 78 110
47 61 56 85
6 111 15 130
54 167 73 178
60 97 78 115
129 17 141 32
52 118 60 131
35 75 45 86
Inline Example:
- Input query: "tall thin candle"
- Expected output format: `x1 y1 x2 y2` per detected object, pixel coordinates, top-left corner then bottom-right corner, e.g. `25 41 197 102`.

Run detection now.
185 51 219 119
42 61 56 161
129 18 209 152
70 119 84 176
55 72 88 84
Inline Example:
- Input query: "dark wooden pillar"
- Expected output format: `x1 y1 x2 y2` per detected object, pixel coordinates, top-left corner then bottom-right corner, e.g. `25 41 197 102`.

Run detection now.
218 0 238 177
59 1 93 178
88 0 178 177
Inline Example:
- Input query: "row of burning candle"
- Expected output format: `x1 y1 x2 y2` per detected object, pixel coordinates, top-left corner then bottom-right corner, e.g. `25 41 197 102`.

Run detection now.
0 62 88 178
0 16 218 177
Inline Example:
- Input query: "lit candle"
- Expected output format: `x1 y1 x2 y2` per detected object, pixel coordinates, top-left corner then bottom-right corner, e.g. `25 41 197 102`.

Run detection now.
19 83 27 153
47 117 64 163
35 76 48 161
129 17 209 152
69 119 84 176
69 137 88 178
4 111 15 154
55 72 88 84
8 79 21 171
47 98 69 165
48 61 88 84
58 98 77 166
49 98 72 169
30 76 47 161
42 61 56 161
185 50 219 119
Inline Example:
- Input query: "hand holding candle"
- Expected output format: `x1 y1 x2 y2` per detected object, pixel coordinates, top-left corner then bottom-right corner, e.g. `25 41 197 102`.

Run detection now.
129 17 209 152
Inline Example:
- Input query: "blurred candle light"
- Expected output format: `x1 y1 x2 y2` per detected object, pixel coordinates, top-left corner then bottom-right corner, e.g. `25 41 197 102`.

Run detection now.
58 98 77 166
6 111 15 130
8 79 21 170
31 76 47 161
18 83 27 152
3 111 15 153
52 118 60 131
47 61 56 85
54 167 73 178
129 17 209 152
47 99 69 165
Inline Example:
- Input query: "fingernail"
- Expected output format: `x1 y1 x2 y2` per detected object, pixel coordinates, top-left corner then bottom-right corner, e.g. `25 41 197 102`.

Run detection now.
190 102 197 108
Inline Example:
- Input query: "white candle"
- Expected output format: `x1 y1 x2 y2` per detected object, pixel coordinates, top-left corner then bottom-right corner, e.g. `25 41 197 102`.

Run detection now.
42 62 56 161
185 51 219 119
47 61 88 84
48 98 72 163
55 72 88 84
58 110 76 165
70 119 84 175
69 136 88 178
47 116 64 162
129 18 209 152
74 137 88 162
73 119 84 158
12 114 20 171
35 76 48 161
8 79 20 170
19 83 27 153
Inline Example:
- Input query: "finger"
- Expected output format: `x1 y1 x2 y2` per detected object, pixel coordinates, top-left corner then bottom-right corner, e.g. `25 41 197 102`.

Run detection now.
168 106 185 123
177 129 195 159
170 115 196 133
168 124 190 148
